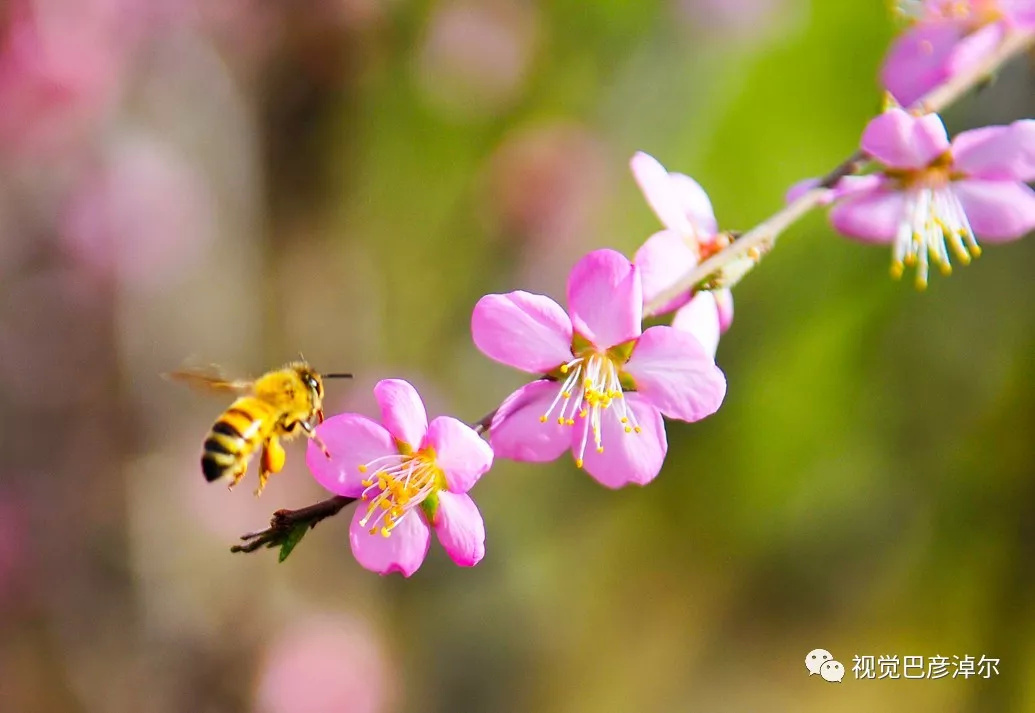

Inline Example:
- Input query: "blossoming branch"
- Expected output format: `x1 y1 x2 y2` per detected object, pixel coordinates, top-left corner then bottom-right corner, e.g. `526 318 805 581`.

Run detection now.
232 1 1035 573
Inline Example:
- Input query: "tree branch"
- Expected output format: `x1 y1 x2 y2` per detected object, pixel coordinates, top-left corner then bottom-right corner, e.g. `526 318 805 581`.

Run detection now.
233 29 1035 559
231 495 356 555
643 28 1035 315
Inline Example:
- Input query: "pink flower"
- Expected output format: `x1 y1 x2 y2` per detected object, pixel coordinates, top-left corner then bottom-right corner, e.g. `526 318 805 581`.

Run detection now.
630 152 734 337
824 109 1035 287
471 249 727 488
881 1 1035 106
307 379 494 577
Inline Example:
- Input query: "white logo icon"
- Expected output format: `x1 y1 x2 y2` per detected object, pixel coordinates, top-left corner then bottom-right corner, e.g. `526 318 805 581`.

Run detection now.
806 648 834 675
806 649 844 682
821 660 845 682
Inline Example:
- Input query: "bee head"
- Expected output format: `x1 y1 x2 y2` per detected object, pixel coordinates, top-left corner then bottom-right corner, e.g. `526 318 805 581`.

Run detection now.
294 365 324 400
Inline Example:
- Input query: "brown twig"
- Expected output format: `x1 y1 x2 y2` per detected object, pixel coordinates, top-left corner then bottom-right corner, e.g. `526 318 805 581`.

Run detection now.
473 408 498 435
231 495 356 554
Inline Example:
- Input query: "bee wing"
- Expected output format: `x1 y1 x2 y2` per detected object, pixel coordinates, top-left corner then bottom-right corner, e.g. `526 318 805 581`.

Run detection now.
164 367 254 395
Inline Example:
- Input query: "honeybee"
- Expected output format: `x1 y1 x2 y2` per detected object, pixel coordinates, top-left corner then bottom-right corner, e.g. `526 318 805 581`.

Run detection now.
168 361 352 495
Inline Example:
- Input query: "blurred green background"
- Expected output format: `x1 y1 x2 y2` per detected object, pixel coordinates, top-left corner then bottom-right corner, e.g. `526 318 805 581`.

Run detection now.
2 0 1034 711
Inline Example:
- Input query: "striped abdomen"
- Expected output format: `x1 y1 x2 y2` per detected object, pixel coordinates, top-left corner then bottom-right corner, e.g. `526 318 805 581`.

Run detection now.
201 397 278 482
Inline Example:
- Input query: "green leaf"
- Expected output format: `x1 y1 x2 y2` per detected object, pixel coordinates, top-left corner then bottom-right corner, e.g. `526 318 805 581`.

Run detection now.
278 523 310 563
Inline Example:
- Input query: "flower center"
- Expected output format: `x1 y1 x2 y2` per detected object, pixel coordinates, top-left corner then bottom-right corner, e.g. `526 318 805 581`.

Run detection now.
890 182 982 289
358 449 443 537
883 155 981 288
540 351 641 468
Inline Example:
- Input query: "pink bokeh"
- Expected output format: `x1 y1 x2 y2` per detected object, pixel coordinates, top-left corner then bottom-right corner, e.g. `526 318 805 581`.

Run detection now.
254 613 390 713
61 135 214 290
417 0 539 119
675 0 798 41
0 0 136 157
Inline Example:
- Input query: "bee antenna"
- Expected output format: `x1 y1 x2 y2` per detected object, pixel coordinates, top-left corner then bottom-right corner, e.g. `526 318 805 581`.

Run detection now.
323 373 354 379
298 351 306 362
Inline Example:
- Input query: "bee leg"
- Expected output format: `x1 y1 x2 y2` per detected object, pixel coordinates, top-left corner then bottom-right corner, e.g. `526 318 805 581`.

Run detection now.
257 437 286 497
228 465 247 491
300 420 331 459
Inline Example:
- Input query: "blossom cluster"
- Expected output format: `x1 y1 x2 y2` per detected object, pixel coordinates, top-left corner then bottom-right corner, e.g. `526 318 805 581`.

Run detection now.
305 0 1035 575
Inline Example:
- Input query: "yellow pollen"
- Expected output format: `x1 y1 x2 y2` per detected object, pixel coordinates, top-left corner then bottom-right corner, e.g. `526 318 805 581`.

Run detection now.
890 261 904 279
358 464 367 473
634 426 642 433
538 349 645 469
970 244 982 258
358 452 442 538
747 247 760 261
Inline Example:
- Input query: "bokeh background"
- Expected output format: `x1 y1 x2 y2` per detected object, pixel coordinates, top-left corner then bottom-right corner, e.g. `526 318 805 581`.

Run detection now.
2 0 1034 711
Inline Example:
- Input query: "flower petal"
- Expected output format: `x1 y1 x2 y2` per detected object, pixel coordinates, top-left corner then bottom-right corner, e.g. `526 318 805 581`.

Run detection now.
566 249 642 348
714 288 734 334
787 175 883 206
786 177 825 204
373 379 427 450
829 185 905 244
946 22 1005 79
669 173 718 235
349 506 430 577
431 491 486 567
1000 0 1035 24
671 292 721 359
308 414 396 497
624 325 726 422
952 120 1035 182
578 394 667 488
489 381 571 462
630 151 692 234
880 23 962 107
426 416 494 493
633 229 696 314
471 291 574 374
862 108 950 169
954 180 1035 242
